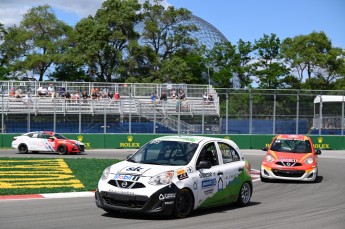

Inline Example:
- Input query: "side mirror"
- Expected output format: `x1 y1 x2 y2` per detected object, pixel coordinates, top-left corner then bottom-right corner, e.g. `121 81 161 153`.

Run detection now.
315 149 322 155
262 147 268 151
197 160 212 169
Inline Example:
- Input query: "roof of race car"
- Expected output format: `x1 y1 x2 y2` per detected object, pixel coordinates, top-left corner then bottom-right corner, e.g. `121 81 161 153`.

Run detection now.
22 131 55 136
153 135 228 144
275 134 309 140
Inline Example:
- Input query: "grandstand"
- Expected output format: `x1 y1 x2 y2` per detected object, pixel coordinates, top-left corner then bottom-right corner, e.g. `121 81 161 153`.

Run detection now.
0 81 220 134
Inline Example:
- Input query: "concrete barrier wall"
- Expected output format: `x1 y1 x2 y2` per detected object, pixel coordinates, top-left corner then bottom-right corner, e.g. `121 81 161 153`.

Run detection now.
2 133 344 150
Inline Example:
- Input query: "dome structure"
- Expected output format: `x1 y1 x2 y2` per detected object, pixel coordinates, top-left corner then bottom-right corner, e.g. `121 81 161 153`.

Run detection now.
188 15 228 50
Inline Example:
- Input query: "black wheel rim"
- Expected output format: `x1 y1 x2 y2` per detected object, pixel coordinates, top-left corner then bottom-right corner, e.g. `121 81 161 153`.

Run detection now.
176 191 192 216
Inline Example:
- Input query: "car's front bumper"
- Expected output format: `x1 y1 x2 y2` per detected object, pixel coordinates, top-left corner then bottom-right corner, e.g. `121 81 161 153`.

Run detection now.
95 184 180 215
261 165 318 181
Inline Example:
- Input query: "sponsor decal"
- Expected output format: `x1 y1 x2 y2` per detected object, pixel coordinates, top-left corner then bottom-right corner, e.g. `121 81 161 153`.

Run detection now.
126 166 144 172
313 137 330 149
114 174 140 181
204 188 214 195
165 201 174 205
202 178 216 189
176 168 186 175
109 189 134 195
199 171 212 178
279 158 296 163
119 136 140 148
77 135 91 149
177 173 188 180
159 193 176 200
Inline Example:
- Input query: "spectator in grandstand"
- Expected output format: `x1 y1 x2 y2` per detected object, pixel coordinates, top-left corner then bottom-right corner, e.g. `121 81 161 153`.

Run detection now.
81 91 90 103
47 84 55 96
114 91 120 100
178 89 186 100
9 88 15 97
151 93 157 105
91 88 99 100
160 91 167 103
23 92 32 105
37 86 48 97
74 92 81 102
181 98 189 112
108 91 114 100
170 88 177 100
59 87 66 97
64 91 71 103
15 88 22 98
203 92 208 103
208 94 214 104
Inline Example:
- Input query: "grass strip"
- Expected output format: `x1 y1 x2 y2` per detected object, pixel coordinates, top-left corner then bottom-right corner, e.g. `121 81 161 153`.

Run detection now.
0 157 120 195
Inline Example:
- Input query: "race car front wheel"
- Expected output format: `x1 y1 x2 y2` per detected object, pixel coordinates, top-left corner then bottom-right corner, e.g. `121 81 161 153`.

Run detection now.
173 189 194 218
57 145 68 155
237 182 252 206
18 144 28 154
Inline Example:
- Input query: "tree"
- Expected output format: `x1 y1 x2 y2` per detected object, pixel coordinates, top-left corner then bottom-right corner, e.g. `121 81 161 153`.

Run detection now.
70 0 141 82
139 0 199 82
251 33 289 89
3 5 72 81
281 31 345 88
206 40 253 88
0 22 11 80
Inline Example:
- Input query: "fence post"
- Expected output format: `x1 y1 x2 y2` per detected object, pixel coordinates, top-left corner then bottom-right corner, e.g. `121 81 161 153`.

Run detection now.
273 91 276 135
249 90 253 134
296 91 300 134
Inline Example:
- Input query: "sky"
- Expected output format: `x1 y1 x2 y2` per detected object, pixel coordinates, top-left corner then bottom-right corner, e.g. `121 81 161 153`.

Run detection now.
0 0 344 49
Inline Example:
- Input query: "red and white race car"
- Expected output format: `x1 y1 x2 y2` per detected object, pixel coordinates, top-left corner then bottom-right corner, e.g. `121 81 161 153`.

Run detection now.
261 134 321 182
12 131 85 155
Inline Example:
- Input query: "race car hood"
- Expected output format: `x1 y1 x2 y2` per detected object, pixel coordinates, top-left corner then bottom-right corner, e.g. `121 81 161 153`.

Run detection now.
110 161 179 177
269 151 313 162
70 140 84 146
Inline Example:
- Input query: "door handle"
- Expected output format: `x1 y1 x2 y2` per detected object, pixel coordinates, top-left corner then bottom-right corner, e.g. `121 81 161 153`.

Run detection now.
217 171 223 176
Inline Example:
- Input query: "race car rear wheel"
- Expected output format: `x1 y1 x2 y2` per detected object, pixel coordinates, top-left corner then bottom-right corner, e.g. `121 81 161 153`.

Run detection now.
57 145 68 155
173 189 193 218
237 182 252 206
18 144 28 154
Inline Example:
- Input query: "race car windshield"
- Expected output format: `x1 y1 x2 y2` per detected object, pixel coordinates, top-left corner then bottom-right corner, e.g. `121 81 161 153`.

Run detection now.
53 134 67 139
270 139 312 153
128 141 198 166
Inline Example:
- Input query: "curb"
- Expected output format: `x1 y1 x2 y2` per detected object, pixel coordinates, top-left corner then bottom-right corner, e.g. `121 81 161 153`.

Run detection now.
0 191 95 201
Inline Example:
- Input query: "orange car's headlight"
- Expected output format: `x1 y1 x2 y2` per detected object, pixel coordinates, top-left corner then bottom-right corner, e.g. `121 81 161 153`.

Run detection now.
265 154 274 162
304 157 315 164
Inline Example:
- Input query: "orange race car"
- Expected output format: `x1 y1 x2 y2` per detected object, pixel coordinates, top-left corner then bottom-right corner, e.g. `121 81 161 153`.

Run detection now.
260 134 321 182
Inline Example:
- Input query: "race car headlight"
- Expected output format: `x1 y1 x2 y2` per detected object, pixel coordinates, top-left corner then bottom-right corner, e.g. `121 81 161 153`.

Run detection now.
148 171 174 185
304 157 314 164
101 166 111 180
265 154 274 162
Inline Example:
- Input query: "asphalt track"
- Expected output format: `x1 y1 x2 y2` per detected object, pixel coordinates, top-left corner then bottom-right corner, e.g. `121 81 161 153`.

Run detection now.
0 149 345 229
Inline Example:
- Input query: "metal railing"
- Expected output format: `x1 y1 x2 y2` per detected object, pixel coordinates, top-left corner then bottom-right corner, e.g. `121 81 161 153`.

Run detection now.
1 81 344 135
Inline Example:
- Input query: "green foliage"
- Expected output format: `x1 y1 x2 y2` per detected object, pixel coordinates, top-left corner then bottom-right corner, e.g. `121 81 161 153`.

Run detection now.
0 2 344 90
15 5 71 81
252 33 289 89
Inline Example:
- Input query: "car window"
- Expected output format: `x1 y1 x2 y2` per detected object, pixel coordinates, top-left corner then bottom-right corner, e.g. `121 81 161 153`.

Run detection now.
196 142 219 168
38 134 52 139
271 139 312 153
129 140 198 166
218 142 240 163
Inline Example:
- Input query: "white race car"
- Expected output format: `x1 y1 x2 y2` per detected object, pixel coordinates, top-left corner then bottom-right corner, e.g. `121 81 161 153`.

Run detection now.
11 131 85 154
95 136 253 218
